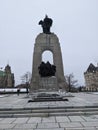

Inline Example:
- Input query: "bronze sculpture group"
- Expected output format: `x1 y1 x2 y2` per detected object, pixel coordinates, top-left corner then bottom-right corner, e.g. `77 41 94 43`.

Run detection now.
38 61 56 77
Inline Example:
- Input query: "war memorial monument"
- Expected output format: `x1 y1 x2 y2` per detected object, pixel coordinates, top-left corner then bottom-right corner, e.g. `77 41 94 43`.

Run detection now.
0 16 98 130
30 16 67 93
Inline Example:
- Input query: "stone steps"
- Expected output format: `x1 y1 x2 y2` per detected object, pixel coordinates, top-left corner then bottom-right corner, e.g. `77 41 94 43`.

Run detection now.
0 111 98 118
0 107 98 113
0 106 98 117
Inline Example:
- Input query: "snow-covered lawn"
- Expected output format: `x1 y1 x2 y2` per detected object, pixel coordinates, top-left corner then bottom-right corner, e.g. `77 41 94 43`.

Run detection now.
0 88 27 92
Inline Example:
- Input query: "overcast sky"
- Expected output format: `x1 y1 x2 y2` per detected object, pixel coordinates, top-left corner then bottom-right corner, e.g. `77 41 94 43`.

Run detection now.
0 0 98 86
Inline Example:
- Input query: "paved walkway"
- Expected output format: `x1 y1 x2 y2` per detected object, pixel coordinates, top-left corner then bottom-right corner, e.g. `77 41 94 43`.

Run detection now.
0 92 98 130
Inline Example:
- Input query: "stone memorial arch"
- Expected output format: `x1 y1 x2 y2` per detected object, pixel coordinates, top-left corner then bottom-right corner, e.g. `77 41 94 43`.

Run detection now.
30 16 66 92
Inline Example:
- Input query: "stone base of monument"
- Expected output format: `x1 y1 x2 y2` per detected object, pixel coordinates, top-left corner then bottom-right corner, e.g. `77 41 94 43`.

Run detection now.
29 77 70 102
39 76 58 90
28 91 69 102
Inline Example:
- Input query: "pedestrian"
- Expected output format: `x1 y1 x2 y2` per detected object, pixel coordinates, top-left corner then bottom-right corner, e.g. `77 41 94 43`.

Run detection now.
17 88 20 96
26 87 29 94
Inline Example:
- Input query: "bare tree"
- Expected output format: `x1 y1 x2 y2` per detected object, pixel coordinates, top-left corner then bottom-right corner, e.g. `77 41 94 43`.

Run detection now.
65 73 78 92
21 72 31 84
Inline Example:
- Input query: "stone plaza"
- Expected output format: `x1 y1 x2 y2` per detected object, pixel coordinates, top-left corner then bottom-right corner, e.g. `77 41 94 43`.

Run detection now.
0 92 98 130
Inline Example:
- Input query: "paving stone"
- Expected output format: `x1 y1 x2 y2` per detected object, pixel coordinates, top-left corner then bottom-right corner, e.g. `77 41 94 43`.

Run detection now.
42 117 56 123
82 115 98 122
56 116 70 122
0 118 3 121
34 128 65 130
83 127 96 130
66 128 84 130
37 123 59 128
14 123 37 129
28 117 41 123
0 118 16 123
4 129 33 130
65 128 84 130
94 115 98 120
13 117 29 123
66 127 96 130
59 122 83 128
0 123 15 129
81 121 98 127
68 116 85 122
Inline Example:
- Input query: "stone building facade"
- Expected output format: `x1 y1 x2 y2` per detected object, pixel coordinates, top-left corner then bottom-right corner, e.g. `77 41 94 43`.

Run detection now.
84 63 98 91
0 64 14 88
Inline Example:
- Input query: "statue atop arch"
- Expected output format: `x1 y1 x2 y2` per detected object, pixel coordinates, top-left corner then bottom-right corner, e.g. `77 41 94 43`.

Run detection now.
39 15 53 34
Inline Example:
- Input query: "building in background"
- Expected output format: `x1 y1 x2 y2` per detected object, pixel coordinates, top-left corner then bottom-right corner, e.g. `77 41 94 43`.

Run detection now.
84 63 98 91
0 64 14 88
